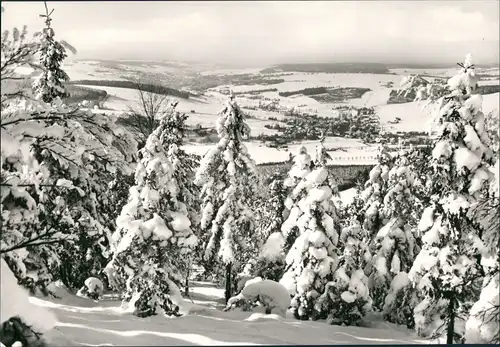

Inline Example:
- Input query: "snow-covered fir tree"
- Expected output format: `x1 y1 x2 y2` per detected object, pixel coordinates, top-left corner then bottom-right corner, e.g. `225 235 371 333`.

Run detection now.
194 97 259 302
1 100 137 294
251 147 314 284
2 84 135 296
464 159 499 344
252 173 290 282
408 54 495 343
164 103 201 225
32 3 76 103
368 143 423 312
360 143 393 240
280 146 313 250
378 144 434 328
2 13 137 294
164 103 201 291
314 220 372 325
104 114 198 317
279 140 341 320
1 13 135 343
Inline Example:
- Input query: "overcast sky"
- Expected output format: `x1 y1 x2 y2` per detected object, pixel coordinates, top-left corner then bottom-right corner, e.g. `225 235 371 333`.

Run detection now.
2 1 499 66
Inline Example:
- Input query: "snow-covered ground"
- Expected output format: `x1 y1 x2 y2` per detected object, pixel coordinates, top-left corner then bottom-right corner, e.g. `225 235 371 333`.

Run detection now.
37 281 430 346
83 85 280 135
229 73 401 94
65 61 130 81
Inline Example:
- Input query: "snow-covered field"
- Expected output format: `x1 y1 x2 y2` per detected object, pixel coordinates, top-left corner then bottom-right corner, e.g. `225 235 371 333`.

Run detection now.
64 59 207 81
82 86 279 135
184 137 380 165
65 61 130 81
36 281 429 346
229 72 401 93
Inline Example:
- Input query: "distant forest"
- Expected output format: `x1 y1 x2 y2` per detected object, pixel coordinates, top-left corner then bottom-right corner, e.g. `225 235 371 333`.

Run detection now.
261 63 391 74
68 80 191 99
278 86 371 102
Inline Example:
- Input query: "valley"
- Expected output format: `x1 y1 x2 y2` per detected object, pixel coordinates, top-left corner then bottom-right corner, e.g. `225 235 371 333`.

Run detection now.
62 59 500 168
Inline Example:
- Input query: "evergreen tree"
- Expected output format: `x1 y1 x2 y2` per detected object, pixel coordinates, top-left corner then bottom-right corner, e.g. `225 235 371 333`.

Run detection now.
194 97 259 303
2 79 136 296
32 3 76 103
381 146 434 330
368 144 423 312
408 54 495 343
1 15 135 346
359 144 393 241
163 103 201 292
314 220 372 326
280 146 313 249
382 271 420 329
104 114 198 317
1 13 136 293
279 140 341 320
252 173 290 282
464 160 499 344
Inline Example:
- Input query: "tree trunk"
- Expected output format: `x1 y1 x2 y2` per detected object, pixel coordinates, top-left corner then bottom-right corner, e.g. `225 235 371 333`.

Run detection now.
184 265 190 297
184 277 189 297
446 297 455 344
225 263 232 304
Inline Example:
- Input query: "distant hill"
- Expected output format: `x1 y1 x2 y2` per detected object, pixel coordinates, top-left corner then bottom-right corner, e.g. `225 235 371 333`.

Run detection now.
260 63 390 74
386 63 500 69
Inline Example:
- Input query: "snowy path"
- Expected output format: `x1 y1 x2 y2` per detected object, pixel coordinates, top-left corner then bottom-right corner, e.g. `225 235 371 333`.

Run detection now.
34 281 431 346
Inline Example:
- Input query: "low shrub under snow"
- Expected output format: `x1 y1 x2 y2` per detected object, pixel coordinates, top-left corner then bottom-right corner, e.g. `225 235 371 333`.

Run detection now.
225 278 291 317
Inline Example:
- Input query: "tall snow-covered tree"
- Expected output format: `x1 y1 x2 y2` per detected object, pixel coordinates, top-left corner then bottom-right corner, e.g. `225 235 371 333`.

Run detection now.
359 144 393 241
163 102 201 292
314 220 372 326
408 54 495 343
464 159 499 344
2 13 137 293
194 97 259 303
1 10 136 342
32 3 76 103
1 100 137 293
252 173 290 282
378 145 433 328
280 146 313 247
368 144 423 312
104 113 198 317
251 147 313 283
279 140 341 320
